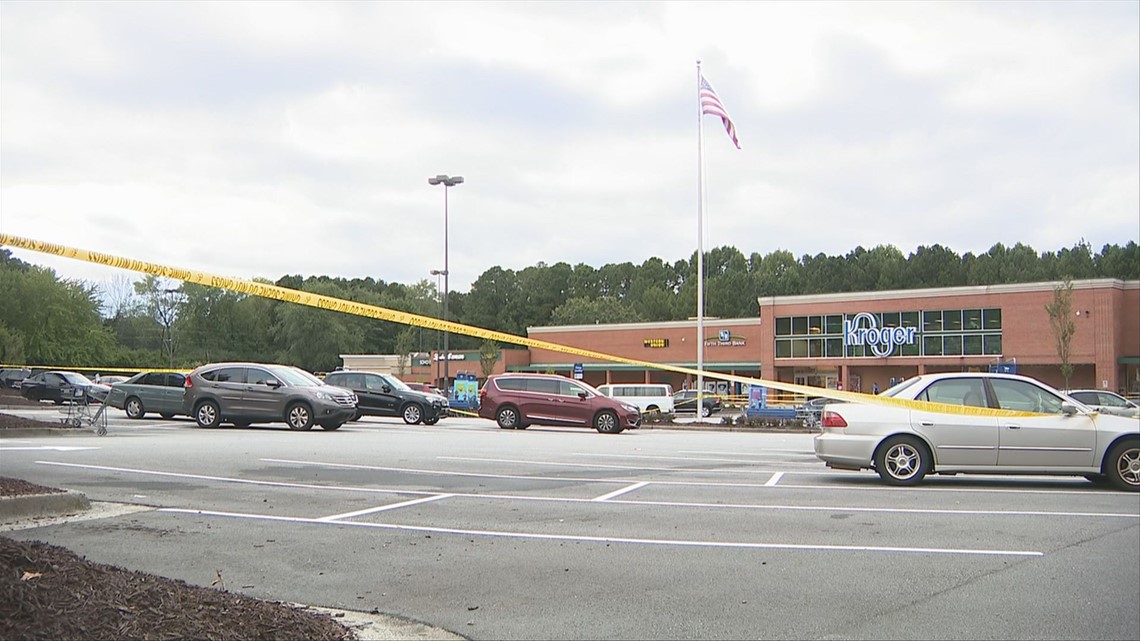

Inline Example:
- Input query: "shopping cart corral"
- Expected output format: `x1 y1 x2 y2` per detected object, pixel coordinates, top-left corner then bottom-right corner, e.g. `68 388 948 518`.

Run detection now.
58 384 109 435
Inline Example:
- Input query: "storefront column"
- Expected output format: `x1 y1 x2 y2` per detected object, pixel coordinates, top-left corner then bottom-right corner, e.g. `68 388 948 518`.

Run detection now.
839 365 849 390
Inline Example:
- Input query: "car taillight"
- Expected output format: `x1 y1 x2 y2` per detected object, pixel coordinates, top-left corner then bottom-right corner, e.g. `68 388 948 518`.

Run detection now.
184 378 193 388
821 411 847 428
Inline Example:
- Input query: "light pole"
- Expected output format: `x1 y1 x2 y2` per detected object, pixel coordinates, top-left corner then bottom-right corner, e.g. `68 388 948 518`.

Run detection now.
430 268 446 385
428 174 463 394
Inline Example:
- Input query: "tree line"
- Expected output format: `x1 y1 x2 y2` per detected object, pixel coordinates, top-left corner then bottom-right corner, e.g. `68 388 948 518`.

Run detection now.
1 240 1136 374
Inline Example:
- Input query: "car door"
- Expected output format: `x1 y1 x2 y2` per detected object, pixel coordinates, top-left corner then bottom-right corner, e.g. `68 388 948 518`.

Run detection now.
990 378 1096 468
369 374 403 415
912 377 998 467
158 373 186 414
520 378 571 425
242 367 283 419
555 379 596 426
356 374 389 415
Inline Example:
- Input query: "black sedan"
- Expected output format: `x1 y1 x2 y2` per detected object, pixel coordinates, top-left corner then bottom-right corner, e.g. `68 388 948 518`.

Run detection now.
673 390 722 417
20 371 110 404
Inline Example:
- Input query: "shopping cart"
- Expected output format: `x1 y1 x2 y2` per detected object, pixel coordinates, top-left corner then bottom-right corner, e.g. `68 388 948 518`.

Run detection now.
59 384 108 436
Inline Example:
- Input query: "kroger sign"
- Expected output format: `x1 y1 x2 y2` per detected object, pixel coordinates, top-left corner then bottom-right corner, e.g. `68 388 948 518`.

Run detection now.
844 312 917 357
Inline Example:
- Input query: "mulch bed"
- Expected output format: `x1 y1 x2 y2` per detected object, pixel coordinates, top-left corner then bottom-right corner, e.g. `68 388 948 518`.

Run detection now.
0 537 356 641
0 388 361 641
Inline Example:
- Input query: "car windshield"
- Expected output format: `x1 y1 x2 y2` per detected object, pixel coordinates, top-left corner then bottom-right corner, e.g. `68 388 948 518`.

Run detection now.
60 372 94 385
385 376 411 391
268 366 324 387
881 377 923 398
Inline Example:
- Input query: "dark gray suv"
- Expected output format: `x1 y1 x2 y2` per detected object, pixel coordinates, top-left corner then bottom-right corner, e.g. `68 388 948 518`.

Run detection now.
183 362 357 430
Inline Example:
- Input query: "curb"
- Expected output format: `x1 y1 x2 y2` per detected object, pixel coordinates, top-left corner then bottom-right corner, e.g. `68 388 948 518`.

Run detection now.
0 490 91 521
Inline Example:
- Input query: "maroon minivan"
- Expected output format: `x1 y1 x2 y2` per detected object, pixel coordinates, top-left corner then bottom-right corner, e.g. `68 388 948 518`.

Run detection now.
478 373 641 433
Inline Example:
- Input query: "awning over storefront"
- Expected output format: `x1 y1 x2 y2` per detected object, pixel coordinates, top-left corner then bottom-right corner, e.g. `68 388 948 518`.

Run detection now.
1119 356 1140 365
508 362 760 372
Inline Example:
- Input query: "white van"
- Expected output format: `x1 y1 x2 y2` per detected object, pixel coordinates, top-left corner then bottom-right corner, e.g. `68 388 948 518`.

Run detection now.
596 383 675 414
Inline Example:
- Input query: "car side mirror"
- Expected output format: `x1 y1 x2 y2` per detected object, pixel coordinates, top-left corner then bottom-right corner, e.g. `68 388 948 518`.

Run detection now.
383 385 391 393
266 379 282 389
1060 401 1079 416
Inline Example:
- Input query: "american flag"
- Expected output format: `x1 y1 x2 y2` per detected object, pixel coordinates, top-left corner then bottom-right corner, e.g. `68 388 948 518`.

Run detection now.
700 74 740 149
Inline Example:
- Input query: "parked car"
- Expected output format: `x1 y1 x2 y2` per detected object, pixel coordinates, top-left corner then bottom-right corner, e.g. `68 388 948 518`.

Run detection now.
182 362 357 431
1064 389 1140 418
105 372 187 419
322 371 448 425
93 374 130 385
673 389 721 417
478 373 641 433
19 371 111 404
404 381 446 396
0 368 31 389
798 397 839 427
813 372 1140 491
596 383 675 414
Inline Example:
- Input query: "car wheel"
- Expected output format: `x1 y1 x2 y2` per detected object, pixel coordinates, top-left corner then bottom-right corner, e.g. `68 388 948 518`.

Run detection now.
319 421 343 431
286 403 314 431
700 404 712 418
496 406 520 429
1105 439 1140 491
194 400 221 429
402 403 424 425
160 413 175 420
595 410 623 434
423 417 439 426
874 436 930 485
124 397 145 419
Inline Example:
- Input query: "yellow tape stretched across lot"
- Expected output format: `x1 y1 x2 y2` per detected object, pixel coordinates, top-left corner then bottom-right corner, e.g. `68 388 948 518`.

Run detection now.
1 233 1043 418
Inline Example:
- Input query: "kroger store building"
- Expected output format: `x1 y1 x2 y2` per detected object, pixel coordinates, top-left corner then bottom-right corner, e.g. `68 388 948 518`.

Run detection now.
504 279 1140 397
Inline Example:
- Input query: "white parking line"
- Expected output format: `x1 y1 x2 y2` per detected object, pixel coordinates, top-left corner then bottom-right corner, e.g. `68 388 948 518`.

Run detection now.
39 460 1139 519
592 482 649 502
766 472 784 487
157 507 1046 557
438 455 817 475
317 494 453 522
573 452 820 465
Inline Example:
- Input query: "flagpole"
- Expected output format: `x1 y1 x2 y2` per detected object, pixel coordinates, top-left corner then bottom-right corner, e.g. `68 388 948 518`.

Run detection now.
696 60 705 402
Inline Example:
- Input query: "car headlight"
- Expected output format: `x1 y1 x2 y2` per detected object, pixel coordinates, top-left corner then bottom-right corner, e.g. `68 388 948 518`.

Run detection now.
621 403 639 413
313 391 333 401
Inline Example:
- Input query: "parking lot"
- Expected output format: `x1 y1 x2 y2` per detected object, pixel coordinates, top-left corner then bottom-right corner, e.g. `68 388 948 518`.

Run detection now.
2 409 1138 640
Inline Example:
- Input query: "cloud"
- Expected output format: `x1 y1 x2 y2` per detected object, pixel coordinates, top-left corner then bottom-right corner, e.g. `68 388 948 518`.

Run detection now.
1 1 1136 293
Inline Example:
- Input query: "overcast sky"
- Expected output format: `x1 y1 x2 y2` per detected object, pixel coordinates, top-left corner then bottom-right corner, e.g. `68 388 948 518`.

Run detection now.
1 1 1137 294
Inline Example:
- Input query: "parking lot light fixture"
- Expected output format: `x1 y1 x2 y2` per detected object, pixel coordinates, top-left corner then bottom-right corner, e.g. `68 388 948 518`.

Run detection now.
428 175 463 393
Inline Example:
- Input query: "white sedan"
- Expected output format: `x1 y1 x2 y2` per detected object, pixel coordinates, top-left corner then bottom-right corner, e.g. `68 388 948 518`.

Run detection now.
813 372 1140 491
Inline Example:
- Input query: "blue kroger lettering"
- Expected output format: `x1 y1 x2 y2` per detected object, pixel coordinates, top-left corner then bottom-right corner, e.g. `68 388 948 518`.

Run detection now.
844 312 917 357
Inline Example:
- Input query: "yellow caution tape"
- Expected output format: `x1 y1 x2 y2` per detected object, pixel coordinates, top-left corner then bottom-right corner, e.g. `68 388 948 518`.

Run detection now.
0 233 1045 418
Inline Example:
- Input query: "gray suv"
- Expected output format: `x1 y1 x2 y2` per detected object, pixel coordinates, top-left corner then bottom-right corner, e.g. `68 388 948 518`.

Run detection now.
183 362 357 431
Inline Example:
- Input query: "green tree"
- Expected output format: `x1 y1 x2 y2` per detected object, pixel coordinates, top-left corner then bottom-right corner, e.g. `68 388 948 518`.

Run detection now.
1045 277 1077 389
550 297 644 325
478 339 501 379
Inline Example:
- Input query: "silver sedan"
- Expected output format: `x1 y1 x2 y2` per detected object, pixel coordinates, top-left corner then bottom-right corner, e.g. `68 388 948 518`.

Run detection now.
813 372 1140 490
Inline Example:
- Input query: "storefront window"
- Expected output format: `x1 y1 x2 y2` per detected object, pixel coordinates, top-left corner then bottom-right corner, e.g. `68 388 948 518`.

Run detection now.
964 335 983 355
944 335 963 355
964 309 982 330
792 316 808 335
923 311 942 332
792 339 808 358
825 315 843 334
776 339 791 358
808 315 823 334
776 317 792 336
901 311 920 328
983 308 1002 330
943 310 963 331
825 337 844 357
984 334 1002 355
924 335 943 356
809 338 823 357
